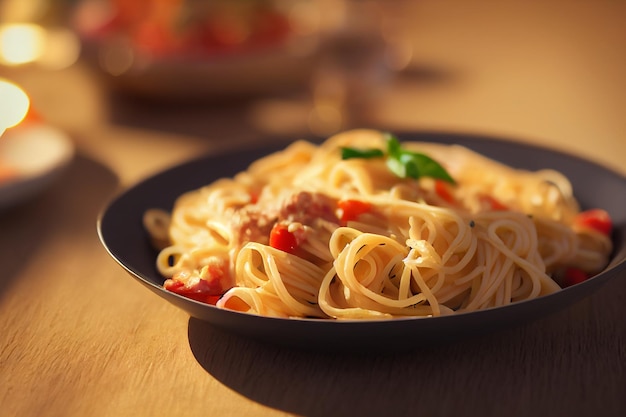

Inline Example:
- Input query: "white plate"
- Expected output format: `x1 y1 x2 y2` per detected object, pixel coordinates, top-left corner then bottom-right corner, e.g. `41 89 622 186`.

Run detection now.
0 124 74 210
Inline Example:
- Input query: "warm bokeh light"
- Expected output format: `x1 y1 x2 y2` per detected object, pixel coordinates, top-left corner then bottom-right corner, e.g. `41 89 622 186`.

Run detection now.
0 23 45 65
0 23 80 68
98 41 135 76
38 27 81 69
0 79 30 133
0 0 48 23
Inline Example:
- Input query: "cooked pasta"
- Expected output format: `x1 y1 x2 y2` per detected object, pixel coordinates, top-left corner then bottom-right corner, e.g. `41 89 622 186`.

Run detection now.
144 129 613 319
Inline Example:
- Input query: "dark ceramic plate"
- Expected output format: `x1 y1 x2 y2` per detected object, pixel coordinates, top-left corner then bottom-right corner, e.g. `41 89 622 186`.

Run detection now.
97 131 626 350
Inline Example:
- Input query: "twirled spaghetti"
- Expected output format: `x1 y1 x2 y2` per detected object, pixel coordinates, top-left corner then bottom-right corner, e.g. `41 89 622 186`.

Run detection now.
144 129 613 319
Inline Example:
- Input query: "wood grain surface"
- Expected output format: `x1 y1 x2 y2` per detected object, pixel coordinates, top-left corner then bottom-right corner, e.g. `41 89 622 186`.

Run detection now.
1 1 625 416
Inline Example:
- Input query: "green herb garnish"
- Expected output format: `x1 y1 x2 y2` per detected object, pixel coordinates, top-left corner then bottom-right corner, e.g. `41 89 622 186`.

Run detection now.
340 147 385 160
341 133 456 184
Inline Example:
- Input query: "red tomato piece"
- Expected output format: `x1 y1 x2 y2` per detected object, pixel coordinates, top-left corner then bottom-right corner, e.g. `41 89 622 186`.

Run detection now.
205 295 222 305
573 209 613 235
562 267 589 287
338 199 372 224
248 189 260 204
434 180 456 205
164 277 221 304
164 261 229 304
269 223 298 253
479 194 509 211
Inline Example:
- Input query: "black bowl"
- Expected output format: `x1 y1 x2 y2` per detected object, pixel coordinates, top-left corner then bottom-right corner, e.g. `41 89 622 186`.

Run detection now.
97 131 626 350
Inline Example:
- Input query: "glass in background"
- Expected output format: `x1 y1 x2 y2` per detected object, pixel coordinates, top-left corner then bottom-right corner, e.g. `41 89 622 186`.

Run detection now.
250 0 413 137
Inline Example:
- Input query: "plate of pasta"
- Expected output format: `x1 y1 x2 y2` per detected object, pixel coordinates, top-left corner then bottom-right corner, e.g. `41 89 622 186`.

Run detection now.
98 129 626 350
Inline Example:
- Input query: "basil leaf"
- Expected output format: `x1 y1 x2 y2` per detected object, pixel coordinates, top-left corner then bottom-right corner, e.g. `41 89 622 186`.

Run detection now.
402 151 456 184
341 147 385 160
385 133 403 158
386 156 406 178
387 132 455 184
341 133 456 184
397 153 417 178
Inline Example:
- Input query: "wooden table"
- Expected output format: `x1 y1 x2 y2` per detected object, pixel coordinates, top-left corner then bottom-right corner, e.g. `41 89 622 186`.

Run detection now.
2 1 625 416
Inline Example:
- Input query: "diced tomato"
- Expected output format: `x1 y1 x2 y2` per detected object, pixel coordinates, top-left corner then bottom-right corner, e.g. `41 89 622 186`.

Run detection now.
337 199 372 224
248 189 260 204
205 295 221 305
164 278 222 304
573 209 612 235
269 223 298 253
164 260 229 305
479 194 509 211
562 267 590 287
434 180 456 205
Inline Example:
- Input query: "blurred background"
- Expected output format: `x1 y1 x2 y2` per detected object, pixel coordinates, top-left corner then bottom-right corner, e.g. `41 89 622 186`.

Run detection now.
0 0 625 187
2 3 626 416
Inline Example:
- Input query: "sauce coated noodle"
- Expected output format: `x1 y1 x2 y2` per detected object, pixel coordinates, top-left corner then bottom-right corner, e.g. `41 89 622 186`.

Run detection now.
144 129 613 319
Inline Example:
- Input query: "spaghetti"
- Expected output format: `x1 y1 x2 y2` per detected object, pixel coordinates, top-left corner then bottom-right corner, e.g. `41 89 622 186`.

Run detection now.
144 129 613 319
